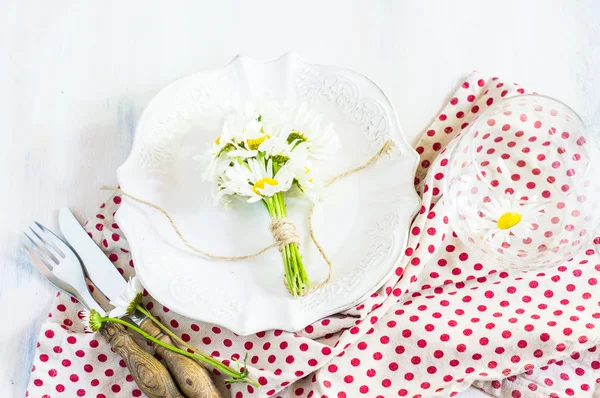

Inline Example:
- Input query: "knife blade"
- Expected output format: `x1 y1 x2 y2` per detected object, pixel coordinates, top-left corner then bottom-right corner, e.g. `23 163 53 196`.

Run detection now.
58 207 221 397
58 208 148 323
59 208 128 302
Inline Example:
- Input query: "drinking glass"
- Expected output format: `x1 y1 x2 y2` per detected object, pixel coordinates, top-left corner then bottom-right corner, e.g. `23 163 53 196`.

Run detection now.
444 95 600 270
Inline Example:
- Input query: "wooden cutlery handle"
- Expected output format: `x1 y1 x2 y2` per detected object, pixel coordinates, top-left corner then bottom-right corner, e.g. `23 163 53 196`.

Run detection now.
100 322 184 398
141 318 222 398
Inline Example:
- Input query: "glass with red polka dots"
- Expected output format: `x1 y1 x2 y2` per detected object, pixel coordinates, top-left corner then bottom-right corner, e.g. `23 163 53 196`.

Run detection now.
444 94 600 270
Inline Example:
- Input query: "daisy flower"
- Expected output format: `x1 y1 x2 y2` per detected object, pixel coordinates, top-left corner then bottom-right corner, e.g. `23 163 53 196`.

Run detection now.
294 165 323 204
288 103 340 160
287 144 323 204
215 160 260 202
253 96 290 136
217 157 295 203
211 105 266 156
109 276 144 318
227 117 266 158
81 309 104 333
258 132 310 161
477 195 544 245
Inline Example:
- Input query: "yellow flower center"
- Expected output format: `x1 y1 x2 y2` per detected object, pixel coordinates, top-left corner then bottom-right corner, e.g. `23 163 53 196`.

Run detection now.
252 178 278 195
247 135 267 150
215 136 221 145
497 212 521 230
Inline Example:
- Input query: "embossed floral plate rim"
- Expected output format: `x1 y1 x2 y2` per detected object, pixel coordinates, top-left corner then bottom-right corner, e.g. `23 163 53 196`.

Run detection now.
116 53 421 335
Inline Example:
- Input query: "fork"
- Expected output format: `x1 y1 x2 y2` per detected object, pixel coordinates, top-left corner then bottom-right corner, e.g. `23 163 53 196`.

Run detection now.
23 221 185 398
23 221 104 315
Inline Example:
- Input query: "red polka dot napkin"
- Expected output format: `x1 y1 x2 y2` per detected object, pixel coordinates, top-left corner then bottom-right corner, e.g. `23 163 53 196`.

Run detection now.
27 73 600 398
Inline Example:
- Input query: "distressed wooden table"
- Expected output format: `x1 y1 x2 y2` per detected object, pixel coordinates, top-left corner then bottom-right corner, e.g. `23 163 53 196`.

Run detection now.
2 1 598 396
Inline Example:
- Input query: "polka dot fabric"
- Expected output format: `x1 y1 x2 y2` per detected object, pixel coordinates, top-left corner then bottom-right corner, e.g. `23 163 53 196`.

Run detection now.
27 73 600 398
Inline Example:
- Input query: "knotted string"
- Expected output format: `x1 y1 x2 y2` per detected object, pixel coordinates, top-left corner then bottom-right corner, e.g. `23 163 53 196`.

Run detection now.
269 218 300 251
102 140 393 296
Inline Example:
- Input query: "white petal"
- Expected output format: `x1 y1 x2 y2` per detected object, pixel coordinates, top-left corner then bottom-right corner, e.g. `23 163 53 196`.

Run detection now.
227 149 258 158
109 296 130 310
130 276 143 294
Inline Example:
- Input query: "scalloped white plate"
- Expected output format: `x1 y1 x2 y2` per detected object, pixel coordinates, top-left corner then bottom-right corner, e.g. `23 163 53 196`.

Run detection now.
116 54 420 335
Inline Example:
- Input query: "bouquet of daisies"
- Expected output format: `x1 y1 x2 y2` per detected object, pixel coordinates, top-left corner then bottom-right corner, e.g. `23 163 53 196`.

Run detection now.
202 102 339 297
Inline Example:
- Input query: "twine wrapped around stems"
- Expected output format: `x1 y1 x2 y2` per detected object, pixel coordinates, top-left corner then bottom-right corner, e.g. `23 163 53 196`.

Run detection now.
102 140 393 296
269 218 300 251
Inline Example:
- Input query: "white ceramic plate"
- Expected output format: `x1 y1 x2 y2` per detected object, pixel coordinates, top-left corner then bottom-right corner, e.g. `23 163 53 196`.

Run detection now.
116 54 420 335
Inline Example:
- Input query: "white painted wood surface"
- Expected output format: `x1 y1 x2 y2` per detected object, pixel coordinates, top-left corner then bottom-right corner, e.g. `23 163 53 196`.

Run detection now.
2 1 598 396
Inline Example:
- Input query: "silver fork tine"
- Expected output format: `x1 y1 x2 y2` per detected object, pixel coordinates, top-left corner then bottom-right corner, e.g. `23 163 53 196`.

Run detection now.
24 230 59 266
22 241 54 276
23 221 105 315
31 222 66 258
23 240 91 308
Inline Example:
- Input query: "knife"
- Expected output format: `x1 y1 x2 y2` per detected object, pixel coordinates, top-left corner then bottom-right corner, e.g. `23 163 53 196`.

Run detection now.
59 208 221 398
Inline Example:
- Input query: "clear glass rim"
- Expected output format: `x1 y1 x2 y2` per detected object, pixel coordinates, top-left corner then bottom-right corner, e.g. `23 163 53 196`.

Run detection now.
467 93 591 206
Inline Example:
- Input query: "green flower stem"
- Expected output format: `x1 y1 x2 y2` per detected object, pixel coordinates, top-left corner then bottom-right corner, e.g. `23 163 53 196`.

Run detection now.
275 191 309 296
279 191 309 291
285 245 297 296
102 316 259 387
265 197 294 293
264 198 276 225
282 248 295 295
262 160 309 297
134 305 256 385
275 250 290 295
136 305 213 363
273 191 301 295
277 195 296 293
288 243 300 292
276 191 287 217
275 193 300 296
292 243 309 286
